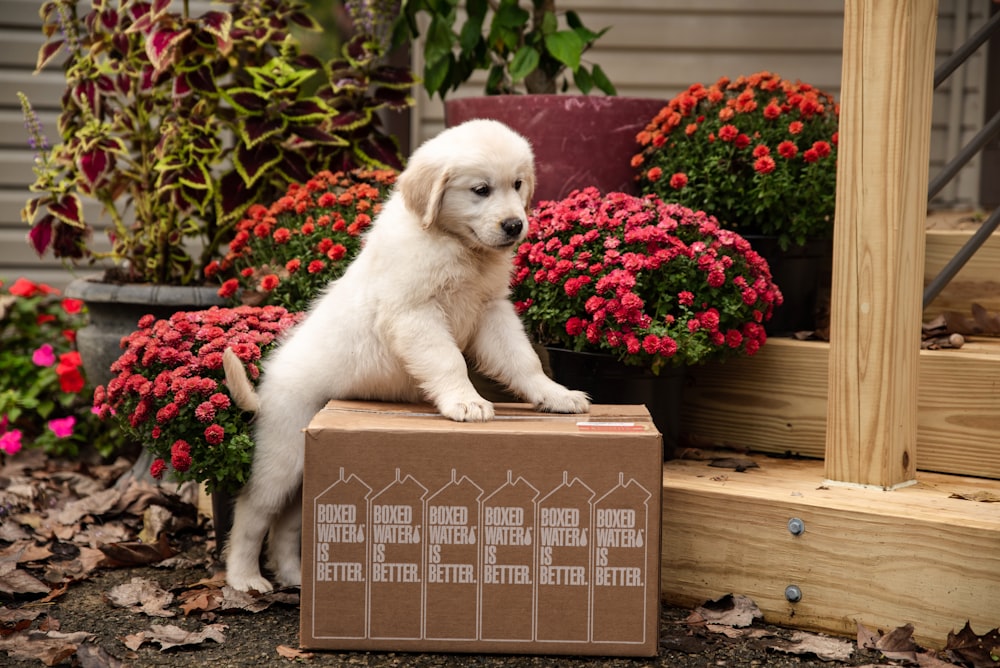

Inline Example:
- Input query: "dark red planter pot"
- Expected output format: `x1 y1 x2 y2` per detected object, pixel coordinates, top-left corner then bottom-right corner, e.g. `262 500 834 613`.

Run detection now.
445 95 665 204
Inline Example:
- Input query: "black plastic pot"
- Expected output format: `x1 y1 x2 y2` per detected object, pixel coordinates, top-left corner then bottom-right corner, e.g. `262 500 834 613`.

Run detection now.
544 347 685 460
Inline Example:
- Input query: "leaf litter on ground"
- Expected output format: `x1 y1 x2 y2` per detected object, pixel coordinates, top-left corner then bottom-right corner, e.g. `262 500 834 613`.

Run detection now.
1 448 996 667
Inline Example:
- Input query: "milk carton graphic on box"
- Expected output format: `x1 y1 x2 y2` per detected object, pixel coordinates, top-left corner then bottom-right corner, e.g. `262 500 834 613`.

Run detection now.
369 469 426 639
424 470 482 640
593 473 653 644
311 468 370 639
480 471 538 642
536 472 594 642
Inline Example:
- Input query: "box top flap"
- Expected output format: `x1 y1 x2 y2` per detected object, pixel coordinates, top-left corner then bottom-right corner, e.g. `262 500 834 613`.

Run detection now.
306 400 657 437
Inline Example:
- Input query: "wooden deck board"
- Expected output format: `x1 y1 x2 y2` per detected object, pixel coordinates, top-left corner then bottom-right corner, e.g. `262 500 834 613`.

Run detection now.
661 457 1000 648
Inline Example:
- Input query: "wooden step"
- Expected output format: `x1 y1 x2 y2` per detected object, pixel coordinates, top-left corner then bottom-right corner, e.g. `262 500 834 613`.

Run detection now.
661 456 1000 649
680 336 1000 480
923 227 1000 318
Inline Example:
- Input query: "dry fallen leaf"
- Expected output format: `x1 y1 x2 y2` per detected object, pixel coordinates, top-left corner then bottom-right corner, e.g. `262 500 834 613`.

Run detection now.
104 577 176 617
56 487 122 525
770 630 855 662
0 629 93 666
76 642 127 668
949 491 1000 503
876 622 922 662
945 622 1000 668
859 622 958 667
124 623 226 652
709 457 760 472
277 644 314 660
689 593 763 628
98 533 176 567
0 560 50 596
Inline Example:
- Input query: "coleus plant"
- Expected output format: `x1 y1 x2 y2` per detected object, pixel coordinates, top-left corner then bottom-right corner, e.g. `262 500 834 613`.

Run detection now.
20 0 414 286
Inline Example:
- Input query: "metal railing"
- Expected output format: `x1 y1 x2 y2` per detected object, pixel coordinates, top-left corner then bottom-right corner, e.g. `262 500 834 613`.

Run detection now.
922 8 1000 309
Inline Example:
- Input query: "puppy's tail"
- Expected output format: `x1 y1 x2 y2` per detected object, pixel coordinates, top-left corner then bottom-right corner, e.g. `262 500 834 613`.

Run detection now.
223 348 260 413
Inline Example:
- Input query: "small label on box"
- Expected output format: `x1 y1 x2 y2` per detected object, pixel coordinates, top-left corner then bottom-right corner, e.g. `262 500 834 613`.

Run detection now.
577 421 648 432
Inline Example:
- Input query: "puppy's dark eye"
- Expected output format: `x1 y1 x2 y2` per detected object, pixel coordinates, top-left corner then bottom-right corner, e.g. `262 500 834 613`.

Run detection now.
514 178 523 191
472 184 491 197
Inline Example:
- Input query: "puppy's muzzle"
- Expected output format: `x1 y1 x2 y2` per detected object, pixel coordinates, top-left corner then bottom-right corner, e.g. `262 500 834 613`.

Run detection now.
500 217 524 239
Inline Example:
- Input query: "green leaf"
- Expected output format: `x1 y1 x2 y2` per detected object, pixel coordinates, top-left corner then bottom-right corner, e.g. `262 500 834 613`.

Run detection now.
493 0 530 29
540 11 558 35
424 54 452 97
509 46 540 83
572 24 601 45
592 64 617 95
573 66 593 94
459 2 486 52
485 64 506 94
544 30 585 70
424 16 456 67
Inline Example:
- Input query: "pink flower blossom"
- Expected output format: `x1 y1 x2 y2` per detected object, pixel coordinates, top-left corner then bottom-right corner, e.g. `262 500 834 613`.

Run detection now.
48 416 76 438
32 343 56 367
1 429 23 455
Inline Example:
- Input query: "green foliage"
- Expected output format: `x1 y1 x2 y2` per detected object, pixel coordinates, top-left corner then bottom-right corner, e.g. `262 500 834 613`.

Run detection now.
20 0 415 286
397 0 615 97
0 277 123 458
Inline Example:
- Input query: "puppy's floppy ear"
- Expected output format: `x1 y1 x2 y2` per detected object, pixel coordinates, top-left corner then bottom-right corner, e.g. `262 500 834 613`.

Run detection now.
522 170 536 213
399 157 450 229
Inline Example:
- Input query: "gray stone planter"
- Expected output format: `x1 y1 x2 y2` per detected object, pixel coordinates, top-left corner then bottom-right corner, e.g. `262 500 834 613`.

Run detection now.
65 276 225 388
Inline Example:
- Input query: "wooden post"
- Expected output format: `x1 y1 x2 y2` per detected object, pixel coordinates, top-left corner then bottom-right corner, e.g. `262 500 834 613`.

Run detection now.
825 0 938 488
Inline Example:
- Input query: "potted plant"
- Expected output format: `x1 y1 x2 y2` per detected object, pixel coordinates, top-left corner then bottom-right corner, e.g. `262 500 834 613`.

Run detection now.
211 168 399 311
510 187 781 456
94 305 303 494
632 71 839 334
19 0 413 383
395 0 664 202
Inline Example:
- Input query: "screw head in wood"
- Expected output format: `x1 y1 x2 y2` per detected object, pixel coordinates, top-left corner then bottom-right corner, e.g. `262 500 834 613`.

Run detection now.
787 518 805 535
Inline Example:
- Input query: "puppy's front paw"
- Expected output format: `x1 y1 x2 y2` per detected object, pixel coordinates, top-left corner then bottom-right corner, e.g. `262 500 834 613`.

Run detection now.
440 398 494 422
537 388 591 414
227 570 274 594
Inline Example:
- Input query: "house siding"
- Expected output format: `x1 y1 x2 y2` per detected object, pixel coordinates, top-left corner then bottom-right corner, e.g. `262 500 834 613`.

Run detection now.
0 0 988 289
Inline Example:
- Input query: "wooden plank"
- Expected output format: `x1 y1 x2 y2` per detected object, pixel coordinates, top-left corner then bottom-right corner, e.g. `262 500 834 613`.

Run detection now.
923 229 1000 317
661 457 1000 649
826 0 937 487
681 338 1000 480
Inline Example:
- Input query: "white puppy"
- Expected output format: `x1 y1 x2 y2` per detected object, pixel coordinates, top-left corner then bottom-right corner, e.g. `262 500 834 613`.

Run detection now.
222 119 590 593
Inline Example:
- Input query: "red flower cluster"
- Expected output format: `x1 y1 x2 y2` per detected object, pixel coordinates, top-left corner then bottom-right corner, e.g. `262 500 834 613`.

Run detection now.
95 305 303 493
214 169 397 312
633 71 839 250
512 189 781 369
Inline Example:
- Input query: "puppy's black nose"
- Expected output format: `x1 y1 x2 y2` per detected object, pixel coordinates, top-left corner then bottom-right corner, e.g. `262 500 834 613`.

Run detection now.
500 217 523 237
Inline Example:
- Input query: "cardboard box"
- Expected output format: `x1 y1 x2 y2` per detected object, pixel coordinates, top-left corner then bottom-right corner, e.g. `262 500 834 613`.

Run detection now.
300 401 662 657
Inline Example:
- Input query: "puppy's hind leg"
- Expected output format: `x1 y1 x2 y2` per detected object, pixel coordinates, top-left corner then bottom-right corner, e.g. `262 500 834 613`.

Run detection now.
225 490 277 593
266 486 304 587
225 405 313 593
